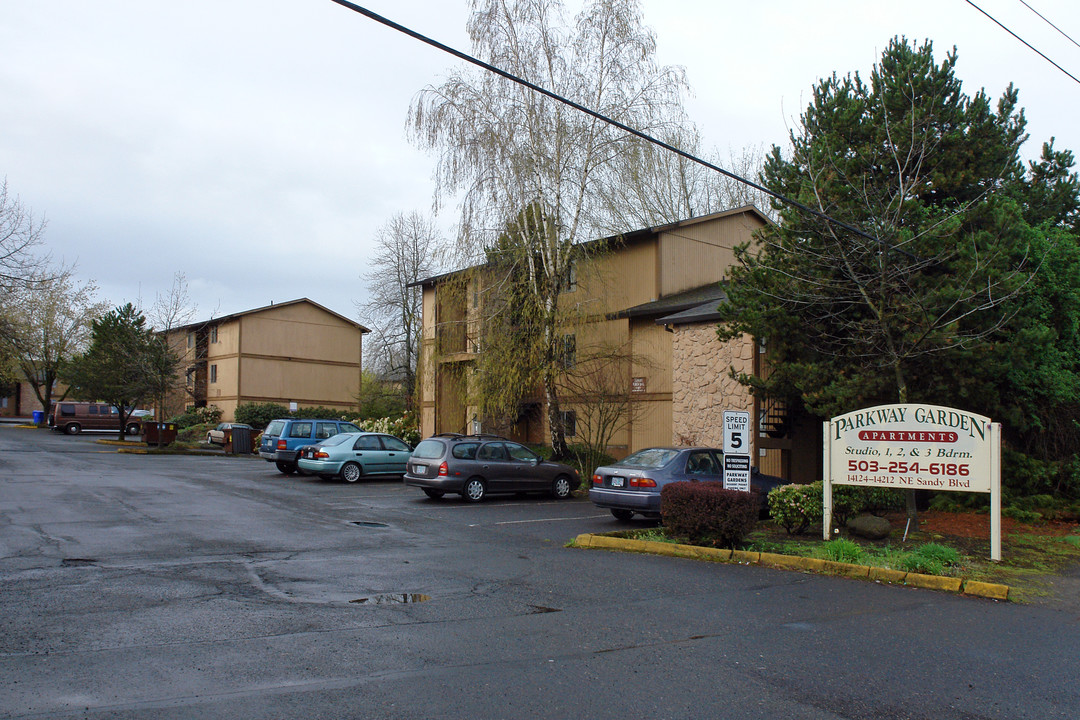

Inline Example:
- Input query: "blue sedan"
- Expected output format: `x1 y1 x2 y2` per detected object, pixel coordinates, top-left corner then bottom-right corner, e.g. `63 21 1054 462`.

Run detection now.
297 432 413 483
589 446 784 521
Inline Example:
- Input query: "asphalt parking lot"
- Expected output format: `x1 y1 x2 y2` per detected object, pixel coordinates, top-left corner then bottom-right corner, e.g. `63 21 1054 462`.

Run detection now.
2 426 1078 719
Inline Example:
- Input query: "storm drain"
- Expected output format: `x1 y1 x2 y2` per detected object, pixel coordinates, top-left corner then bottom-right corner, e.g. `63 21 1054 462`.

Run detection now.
351 593 431 605
61 558 97 567
348 521 389 528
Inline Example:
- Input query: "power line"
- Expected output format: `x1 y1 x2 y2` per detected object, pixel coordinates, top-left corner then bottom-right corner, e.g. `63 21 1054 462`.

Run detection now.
1017 0 1080 51
327 0 911 256
965 0 1080 85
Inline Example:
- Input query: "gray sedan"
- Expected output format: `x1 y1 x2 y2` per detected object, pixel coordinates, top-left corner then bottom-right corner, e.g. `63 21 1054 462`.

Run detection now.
588 446 783 521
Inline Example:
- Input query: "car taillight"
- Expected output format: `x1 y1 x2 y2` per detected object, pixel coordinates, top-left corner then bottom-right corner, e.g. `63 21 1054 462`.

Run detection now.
314 451 329 459
630 477 656 488
277 439 287 450
438 461 448 477
592 474 602 485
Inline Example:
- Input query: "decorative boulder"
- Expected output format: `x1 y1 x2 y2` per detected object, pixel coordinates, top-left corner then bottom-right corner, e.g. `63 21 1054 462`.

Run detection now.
847 514 892 540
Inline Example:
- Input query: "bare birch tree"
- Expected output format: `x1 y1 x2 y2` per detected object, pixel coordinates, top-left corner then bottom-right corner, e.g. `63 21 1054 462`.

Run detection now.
0 178 48 295
358 211 442 411
410 0 696 455
146 272 201 419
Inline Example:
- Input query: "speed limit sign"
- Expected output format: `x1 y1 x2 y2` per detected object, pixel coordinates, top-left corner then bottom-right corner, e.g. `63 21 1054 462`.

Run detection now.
723 411 750 454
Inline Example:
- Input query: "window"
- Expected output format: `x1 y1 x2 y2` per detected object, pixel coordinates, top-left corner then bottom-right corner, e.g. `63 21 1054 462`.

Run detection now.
562 334 576 368
477 443 507 461
560 411 577 438
187 333 194 349
88 405 99 415
186 369 195 388
562 259 577 293
289 422 313 439
210 326 218 344
354 435 381 450
452 442 480 460
506 443 538 462
60 404 76 417
315 422 338 439
686 451 721 476
210 364 218 383
381 436 411 451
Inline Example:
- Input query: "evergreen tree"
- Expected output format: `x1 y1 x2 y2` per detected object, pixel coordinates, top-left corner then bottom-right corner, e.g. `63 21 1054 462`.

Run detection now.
63 303 176 441
717 37 1080 499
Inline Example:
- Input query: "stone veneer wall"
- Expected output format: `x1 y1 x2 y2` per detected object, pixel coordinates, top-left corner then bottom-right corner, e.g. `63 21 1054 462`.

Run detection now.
670 323 755 450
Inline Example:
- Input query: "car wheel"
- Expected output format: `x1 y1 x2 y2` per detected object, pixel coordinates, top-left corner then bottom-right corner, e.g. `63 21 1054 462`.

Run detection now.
275 461 297 475
65 423 81 435
551 475 573 499
126 423 141 436
423 489 445 500
611 508 635 521
462 477 486 503
341 462 362 483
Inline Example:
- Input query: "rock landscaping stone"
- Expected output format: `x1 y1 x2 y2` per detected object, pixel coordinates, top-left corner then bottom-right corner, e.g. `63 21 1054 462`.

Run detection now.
847 513 892 540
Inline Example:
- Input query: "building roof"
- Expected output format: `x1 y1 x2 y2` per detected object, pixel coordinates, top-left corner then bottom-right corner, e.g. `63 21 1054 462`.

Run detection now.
170 298 370 334
409 204 772 288
611 283 729 324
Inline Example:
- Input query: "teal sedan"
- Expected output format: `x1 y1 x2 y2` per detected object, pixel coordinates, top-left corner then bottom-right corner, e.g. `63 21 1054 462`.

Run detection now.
296 432 413 482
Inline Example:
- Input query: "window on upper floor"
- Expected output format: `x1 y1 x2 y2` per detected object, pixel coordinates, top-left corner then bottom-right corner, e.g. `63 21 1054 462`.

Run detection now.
210 364 217 383
210 326 218 344
562 334 576 369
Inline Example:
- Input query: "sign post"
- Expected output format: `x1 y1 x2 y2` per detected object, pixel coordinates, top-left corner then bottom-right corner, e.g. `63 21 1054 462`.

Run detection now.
823 404 1001 561
722 410 751 492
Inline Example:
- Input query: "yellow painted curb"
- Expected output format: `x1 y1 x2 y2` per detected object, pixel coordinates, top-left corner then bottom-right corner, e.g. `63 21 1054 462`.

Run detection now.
731 549 760 564
962 580 1009 600
572 532 1009 600
759 552 826 572
822 560 870 578
905 573 963 593
868 566 908 584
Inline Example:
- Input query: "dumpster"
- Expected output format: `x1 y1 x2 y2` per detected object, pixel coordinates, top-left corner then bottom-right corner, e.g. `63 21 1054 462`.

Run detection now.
143 422 178 445
32 410 44 425
228 426 253 455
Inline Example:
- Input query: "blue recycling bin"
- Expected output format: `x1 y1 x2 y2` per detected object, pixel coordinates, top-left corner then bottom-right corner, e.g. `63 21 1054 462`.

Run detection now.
32 410 44 425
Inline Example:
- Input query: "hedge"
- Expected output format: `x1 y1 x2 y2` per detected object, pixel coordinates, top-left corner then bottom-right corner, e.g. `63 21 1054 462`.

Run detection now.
661 481 760 548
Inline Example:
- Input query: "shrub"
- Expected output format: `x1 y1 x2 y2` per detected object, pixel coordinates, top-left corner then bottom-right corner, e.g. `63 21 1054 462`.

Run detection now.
234 403 290 429
355 414 421 446
170 405 222 429
768 482 823 534
661 481 759 548
831 486 866 527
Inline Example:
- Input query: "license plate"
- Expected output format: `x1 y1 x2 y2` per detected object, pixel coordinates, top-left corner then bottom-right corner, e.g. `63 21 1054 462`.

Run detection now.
412 463 427 475
610 476 625 488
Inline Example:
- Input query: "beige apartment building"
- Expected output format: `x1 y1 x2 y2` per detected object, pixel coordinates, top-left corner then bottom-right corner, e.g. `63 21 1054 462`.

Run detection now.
414 206 819 482
166 299 368 421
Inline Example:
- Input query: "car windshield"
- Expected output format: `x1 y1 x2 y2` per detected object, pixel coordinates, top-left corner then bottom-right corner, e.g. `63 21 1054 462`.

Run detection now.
319 434 352 447
412 439 446 460
616 448 681 469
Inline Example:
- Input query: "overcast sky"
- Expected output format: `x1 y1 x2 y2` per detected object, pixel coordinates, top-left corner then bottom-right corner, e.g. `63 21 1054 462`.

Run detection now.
2 0 1077 325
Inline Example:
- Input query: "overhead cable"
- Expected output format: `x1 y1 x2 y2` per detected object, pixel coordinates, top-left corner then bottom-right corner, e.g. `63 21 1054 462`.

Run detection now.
965 0 1080 85
328 0 912 256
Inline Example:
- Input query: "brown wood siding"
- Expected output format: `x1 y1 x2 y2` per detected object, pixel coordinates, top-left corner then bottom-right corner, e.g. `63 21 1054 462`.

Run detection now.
658 212 766 295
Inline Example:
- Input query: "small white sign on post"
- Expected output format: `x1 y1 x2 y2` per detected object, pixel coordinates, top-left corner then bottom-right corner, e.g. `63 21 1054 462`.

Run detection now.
723 410 751 492
823 404 1002 561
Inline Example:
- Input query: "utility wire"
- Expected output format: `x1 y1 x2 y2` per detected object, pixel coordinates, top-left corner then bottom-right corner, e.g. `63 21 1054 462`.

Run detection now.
1017 0 1080 51
328 0 911 256
965 0 1080 85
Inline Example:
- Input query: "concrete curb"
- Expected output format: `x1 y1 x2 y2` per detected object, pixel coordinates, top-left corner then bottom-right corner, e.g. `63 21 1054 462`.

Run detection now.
573 533 1010 601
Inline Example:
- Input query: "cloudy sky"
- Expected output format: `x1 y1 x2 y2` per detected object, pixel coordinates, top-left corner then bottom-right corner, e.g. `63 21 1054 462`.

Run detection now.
2 0 1077 325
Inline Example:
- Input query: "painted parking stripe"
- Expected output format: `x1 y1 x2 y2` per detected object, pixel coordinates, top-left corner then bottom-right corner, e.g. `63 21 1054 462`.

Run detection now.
469 514 610 527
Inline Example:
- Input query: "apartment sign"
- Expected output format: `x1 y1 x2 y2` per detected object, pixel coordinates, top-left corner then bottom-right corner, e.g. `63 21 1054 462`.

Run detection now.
823 403 1001 560
631 377 647 394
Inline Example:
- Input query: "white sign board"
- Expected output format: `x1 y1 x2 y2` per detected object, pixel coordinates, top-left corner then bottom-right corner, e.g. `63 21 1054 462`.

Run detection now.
823 403 1001 560
723 411 751 492
722 411 750 455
